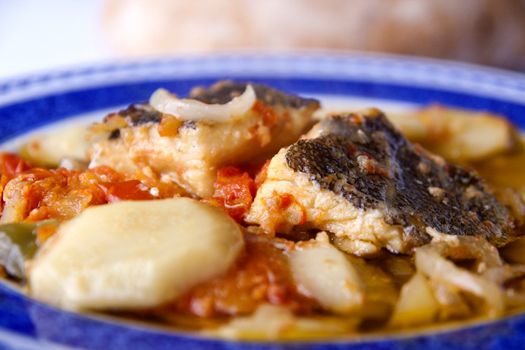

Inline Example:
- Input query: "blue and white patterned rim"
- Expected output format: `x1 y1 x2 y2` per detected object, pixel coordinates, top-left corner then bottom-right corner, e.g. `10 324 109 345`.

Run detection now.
1 53 525 105
0 53 524 350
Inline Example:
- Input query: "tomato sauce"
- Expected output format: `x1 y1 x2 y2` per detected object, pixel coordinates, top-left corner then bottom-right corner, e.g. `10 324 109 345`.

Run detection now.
0 153 31 212
208 166 257 223
0 161 172 223
157 233 318 318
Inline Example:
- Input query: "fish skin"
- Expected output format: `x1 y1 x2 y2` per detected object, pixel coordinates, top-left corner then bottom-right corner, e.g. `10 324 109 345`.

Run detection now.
285 109 515 248
190 80 320 109
107 81 320 139
107 104 161 127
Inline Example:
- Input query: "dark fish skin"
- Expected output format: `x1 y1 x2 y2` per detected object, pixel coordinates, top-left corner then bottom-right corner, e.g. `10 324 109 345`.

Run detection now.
104 104 162 127
104 104 192 140
190 80 320 109
103 104 162 140
104 81 319 140
285 110 515 248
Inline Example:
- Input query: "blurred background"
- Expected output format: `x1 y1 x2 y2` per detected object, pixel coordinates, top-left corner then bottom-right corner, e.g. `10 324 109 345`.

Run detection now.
1 0 525 80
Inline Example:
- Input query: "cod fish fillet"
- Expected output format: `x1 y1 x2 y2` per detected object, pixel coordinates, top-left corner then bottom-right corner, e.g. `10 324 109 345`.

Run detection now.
246 109 515 256
89 81 319 197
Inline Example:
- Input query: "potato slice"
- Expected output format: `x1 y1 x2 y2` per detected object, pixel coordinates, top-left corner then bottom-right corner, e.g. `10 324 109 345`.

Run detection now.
389 106 518 163
21 125 89 166
29 198 244 310
389 273 439 328
289 233 364 314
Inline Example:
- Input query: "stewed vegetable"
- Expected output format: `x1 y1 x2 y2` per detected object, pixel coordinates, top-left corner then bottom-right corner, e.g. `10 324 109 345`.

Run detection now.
0 221 56 279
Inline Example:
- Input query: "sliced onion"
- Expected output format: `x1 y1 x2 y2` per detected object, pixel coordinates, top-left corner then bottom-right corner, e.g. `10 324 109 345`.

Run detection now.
431 283 471 319
149 85 256 122
426 227 502 271
415 245 504 318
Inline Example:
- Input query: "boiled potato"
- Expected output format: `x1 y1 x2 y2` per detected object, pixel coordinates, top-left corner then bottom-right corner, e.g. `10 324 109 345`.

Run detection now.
29 198 244 310
21 125 89 166
389 106 518 163
289 233 364 314
389 272 439 328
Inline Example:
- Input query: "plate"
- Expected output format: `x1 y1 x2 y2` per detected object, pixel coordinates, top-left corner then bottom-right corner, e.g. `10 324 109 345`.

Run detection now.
0 53 524 350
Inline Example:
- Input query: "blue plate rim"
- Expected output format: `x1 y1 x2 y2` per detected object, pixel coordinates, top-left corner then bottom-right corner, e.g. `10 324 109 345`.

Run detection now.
1 52 525 106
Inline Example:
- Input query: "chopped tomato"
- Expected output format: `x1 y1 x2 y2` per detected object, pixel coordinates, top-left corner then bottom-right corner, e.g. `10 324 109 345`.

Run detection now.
0 165 174 224
86 165 126 183
100 180 155 202
252 100 277 127
0 153 31 178
163 234 318 318
18 167 115 222
210 166 257 223
0 153 32 212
